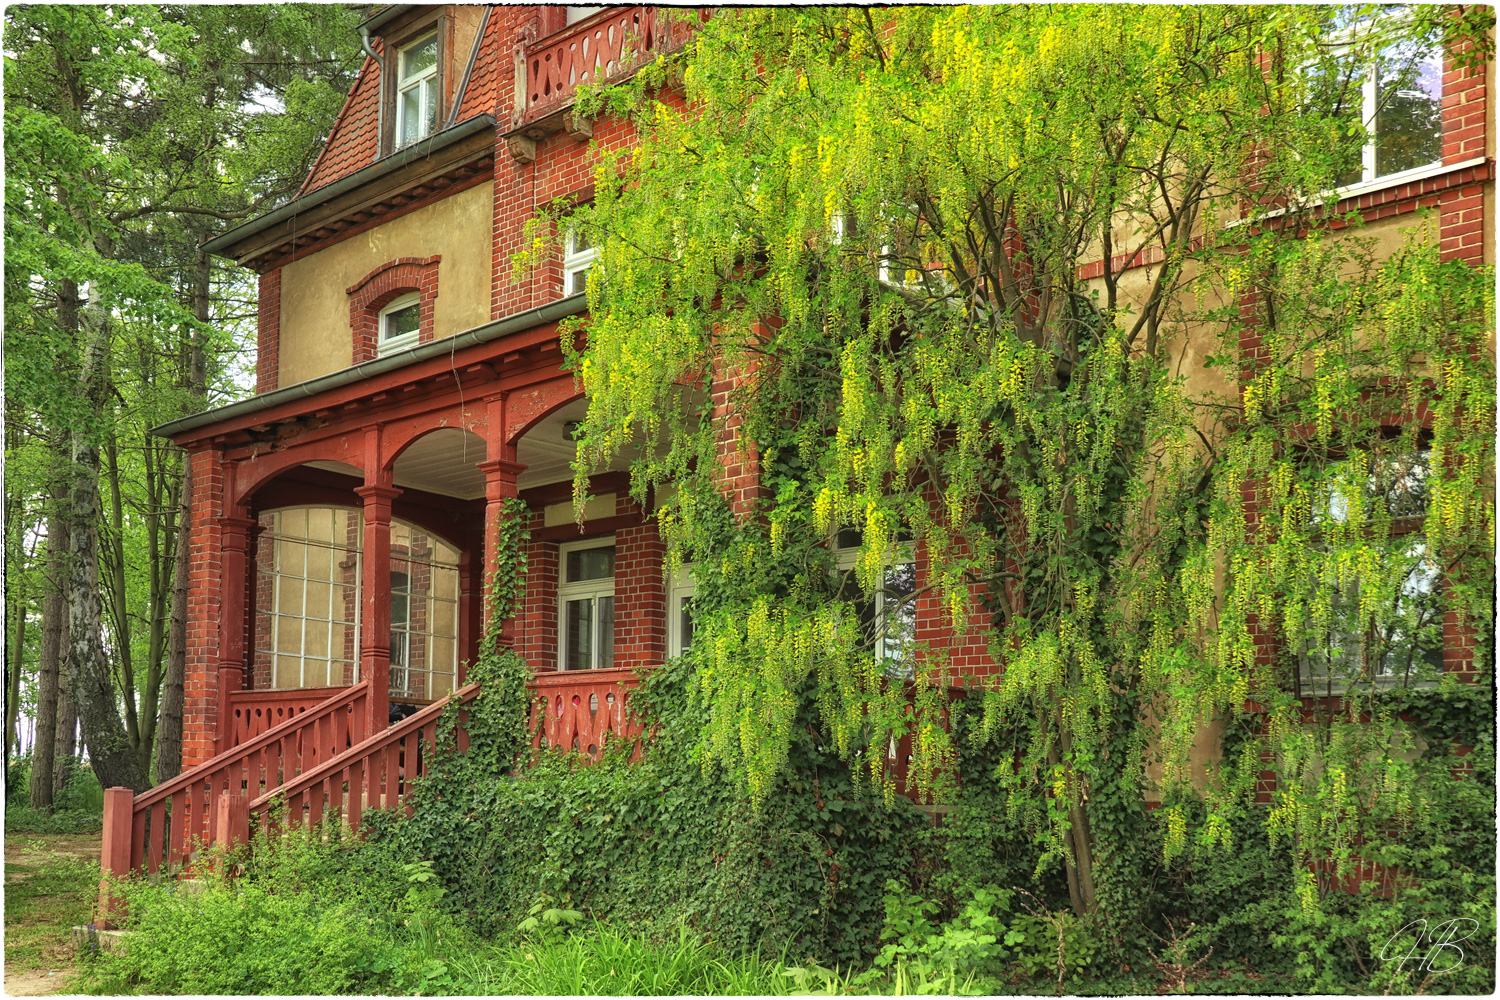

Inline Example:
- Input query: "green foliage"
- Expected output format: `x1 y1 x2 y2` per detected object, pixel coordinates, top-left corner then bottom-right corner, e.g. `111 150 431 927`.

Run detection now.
4 758 102 833
82 824 812 997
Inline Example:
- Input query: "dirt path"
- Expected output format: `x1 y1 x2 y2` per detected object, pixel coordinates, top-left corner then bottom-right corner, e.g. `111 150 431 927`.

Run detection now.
4 831 102 996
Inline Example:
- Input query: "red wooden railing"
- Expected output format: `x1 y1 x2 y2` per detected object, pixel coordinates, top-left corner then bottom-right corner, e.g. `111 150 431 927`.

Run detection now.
527 667 645 761
521 8 698 122
245 683 480 839
224 687 346 748
97 681 371 924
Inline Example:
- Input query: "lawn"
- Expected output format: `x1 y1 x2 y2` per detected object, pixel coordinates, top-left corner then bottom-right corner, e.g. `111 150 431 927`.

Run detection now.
3 832 101 996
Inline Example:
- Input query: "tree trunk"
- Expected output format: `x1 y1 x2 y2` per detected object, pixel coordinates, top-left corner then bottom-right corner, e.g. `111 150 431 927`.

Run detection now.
6 569 25 770
102 436 147 772
154 240 209 785
29 502 68 808
66 294 148 794
53 676 77 800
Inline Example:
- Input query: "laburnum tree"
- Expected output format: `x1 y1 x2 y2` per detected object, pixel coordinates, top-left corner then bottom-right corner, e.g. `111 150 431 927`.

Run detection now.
542 4 1494 926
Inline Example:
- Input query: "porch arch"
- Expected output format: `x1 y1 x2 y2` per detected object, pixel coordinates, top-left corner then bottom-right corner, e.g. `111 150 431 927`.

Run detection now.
234 443 370 507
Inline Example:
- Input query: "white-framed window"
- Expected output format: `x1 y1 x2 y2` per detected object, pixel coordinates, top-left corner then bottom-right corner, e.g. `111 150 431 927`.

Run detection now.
395 32 439 149
1298 448 1445 696
378 292 421 356
1312 13 1444 190
835 530 917 680
563 226 597 297
565 6 603 26
559 538 616 670
668 565 696 659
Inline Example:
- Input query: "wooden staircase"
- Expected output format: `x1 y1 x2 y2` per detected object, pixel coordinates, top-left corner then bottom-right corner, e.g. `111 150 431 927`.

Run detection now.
97 669 648 926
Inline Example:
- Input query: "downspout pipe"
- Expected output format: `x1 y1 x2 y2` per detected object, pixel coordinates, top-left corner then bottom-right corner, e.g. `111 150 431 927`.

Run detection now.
360 23 384 155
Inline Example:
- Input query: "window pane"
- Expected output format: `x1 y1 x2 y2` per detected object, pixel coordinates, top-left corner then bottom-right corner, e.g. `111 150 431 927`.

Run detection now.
1374 43 1442 177
1373 538 1444 681
566 598 594 670
423 79 438 136
598 596 615 670
384 301 420 343
400 35 436 79
883 562 917 679
566 545 615 582
399 87 423 146
679 596 695 653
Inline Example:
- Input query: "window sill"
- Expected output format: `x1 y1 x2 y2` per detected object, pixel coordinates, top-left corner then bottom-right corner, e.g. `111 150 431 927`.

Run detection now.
1235 156 1490 228
377 335 419 358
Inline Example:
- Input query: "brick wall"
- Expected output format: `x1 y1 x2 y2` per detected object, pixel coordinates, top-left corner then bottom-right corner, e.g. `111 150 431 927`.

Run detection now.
519 507 559 670
1439 41 1490 264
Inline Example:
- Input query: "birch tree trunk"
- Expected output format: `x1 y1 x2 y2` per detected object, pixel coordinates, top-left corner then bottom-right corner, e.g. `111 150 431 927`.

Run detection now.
65 294 147 793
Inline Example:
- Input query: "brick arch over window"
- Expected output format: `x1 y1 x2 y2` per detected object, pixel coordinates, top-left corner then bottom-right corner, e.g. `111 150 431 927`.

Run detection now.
346 256 441 363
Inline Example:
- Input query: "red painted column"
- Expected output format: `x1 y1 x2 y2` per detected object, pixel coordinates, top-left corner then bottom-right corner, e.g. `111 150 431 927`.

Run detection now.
356 481 402 733
213 514 257 750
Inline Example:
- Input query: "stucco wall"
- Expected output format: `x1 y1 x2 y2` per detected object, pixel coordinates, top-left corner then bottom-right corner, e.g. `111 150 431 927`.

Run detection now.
276 180 495 387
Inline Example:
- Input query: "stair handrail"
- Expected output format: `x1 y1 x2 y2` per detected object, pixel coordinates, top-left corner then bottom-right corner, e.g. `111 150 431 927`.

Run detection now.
248 681 480 815
132 678 372 811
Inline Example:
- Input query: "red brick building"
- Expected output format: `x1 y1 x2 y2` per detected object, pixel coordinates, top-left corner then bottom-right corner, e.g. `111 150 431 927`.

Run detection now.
137 4 1490 824
91 7 1493 913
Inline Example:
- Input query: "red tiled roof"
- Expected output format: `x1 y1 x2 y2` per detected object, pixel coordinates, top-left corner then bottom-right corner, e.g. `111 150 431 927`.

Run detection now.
455 8 507 121
298 48 384 197
299 10 508 198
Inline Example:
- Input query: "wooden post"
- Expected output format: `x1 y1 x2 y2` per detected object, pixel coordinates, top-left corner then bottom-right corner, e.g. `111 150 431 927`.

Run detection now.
214 794 250 852
98 786 135 929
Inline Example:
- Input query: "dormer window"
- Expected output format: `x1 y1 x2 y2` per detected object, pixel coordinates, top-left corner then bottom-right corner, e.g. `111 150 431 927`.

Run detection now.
395 32 439 148
378 292 421 356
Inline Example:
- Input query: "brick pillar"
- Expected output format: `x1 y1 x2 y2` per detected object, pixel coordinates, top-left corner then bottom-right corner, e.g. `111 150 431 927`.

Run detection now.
478 458 525 642
356 482 402 733
710 347 767 520
213 514 256 751
613 495 667 670
182 447 226 771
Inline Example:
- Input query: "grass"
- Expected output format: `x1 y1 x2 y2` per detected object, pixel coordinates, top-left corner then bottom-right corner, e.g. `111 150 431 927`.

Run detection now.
3 833 102 994
444 923 794 995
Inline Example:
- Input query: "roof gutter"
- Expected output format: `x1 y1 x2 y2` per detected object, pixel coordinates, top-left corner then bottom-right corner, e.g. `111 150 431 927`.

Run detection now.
152 293 589 441
202 113 495 258
358 4 415 36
